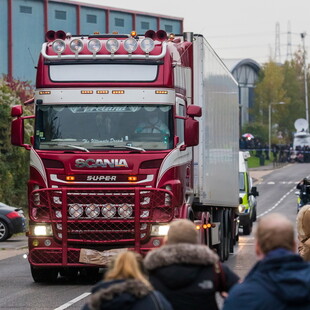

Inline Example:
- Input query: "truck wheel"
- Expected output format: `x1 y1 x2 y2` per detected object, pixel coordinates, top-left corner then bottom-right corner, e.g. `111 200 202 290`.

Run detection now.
0 220 9 241
31 266 58 283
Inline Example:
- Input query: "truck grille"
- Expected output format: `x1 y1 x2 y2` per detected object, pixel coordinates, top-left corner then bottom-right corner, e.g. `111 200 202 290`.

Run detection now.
29 187 175 245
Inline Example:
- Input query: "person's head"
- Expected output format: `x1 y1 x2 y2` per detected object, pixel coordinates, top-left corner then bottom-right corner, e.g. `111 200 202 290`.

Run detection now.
255 213 296 258
297 204 310 239
165 219 199 245
304 178 310 185
104 251 151 287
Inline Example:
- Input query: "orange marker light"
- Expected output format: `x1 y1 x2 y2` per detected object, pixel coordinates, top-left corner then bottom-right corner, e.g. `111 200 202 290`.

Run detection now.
155 90 168 94
39 91 51 95
96 90 109 94
112 90 125 94
81 90 93 94
196 225 201 230
128 176 138 182
66 176 75 181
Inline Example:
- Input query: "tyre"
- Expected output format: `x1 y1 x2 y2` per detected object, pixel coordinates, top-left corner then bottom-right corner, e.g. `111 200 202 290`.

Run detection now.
31 266 58 283
243 217 253 235
0 220 9 241
252 206 257 222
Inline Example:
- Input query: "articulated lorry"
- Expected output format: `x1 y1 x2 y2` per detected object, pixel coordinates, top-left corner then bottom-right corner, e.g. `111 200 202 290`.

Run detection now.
11 30 239 282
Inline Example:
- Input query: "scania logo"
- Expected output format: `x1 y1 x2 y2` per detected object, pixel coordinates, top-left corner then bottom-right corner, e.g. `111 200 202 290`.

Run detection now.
75 158 128 168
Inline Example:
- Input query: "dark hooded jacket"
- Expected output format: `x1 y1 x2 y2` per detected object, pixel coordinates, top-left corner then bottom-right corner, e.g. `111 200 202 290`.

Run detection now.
144 243 239 310
223 248 310 310
82 279 173 310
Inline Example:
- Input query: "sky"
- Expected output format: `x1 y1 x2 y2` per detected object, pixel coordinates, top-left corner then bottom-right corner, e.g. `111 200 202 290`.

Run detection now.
73 0 310 64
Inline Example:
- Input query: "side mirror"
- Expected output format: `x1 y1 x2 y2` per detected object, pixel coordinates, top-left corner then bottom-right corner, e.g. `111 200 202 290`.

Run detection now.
11 118 25 146
251 186 259 197
11 105 23 117
184 117 199 147
187 105 202 117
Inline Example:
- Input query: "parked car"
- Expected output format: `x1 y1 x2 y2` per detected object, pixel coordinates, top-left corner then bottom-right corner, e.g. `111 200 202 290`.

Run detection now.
0 202 26 241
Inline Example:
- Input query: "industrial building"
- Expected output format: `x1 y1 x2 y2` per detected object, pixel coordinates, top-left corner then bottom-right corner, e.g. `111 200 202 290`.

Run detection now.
0 0 183 83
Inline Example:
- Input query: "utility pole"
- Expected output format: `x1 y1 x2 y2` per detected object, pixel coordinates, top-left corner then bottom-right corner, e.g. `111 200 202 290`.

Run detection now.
301 32 309 129
275 22 281 63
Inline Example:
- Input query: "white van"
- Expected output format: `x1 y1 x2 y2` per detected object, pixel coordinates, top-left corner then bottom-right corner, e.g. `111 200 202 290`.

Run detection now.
238 151 259 235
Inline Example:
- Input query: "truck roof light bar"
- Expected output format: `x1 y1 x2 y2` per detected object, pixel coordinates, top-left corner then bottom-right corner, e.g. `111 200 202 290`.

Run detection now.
42 35 166 60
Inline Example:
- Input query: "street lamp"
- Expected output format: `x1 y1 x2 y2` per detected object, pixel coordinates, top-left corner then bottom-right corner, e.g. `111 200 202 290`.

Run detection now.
268 102 285 160
301 32 309 128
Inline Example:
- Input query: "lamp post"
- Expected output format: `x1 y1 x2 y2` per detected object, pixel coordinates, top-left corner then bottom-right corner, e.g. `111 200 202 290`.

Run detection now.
301 32 309 128
268 102 285 160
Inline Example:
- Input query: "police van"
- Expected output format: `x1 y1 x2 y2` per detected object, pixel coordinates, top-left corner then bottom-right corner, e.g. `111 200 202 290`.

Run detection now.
238 151 259 235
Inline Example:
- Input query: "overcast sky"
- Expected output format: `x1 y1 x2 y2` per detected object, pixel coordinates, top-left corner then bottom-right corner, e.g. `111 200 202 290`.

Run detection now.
74 0 310 64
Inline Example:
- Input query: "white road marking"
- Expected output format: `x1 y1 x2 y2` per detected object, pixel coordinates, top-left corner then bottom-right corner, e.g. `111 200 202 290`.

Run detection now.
258 186 296 218
267 181 275 184
54 292 91 310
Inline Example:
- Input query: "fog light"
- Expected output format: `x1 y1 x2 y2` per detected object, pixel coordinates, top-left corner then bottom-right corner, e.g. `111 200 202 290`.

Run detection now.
153 239 161 247
33 240 39 247
44 239 52 246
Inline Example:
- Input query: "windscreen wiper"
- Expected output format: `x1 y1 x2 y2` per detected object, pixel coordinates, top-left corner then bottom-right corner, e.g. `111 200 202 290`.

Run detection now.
64 145 90 152
93 145 145 152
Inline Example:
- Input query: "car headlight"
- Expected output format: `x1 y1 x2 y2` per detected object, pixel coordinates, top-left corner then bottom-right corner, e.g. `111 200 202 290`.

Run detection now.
238 205 246 213
151 224 170 236
32 224 53 236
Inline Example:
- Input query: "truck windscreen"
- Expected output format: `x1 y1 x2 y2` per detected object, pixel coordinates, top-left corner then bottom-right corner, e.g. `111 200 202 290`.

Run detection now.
34 104 173 151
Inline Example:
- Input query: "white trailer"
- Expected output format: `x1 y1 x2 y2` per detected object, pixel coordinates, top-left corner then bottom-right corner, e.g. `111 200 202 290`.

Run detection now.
191 34 239 261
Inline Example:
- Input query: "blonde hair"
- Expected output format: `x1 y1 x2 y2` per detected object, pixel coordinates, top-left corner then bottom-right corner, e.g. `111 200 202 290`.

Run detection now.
104 251 151 288
255 213 295 254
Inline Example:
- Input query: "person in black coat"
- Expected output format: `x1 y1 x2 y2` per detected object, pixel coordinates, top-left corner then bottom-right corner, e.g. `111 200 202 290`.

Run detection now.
82 251 173 310
144 219 240 310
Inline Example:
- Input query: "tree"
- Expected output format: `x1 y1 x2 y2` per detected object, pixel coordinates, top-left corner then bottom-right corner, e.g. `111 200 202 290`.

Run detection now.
0 76 33 210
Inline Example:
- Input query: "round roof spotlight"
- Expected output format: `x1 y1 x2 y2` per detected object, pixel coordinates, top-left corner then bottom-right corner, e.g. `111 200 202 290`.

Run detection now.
45 30 55 42
69 39 84 53
106 38 120 53
141 38 155 53
52 39 66 54
88 38 102 54
124 38 138 53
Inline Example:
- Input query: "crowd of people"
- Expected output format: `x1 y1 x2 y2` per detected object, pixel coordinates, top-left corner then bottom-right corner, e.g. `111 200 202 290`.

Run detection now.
82 214 310 310
240 137 310 163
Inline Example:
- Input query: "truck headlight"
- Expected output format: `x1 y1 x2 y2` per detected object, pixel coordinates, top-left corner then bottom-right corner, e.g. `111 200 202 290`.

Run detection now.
32 224 53 236
151 224 170 236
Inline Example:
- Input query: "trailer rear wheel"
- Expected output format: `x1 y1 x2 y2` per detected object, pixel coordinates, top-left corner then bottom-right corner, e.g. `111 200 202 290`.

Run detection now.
31 266 58 283
214 209 229 262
